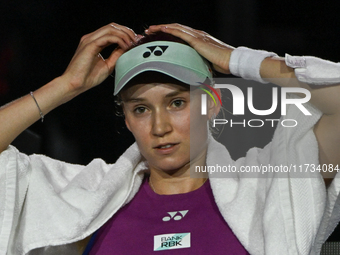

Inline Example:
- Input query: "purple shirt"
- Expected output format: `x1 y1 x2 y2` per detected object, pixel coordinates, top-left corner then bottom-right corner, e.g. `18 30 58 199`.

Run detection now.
90 178 249 254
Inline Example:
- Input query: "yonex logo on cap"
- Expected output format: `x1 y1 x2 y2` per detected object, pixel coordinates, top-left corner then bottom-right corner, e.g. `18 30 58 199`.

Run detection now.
143 46 169 58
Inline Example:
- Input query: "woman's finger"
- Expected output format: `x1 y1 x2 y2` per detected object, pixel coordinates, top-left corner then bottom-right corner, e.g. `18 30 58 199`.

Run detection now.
109 23 139 45
147 23 205 39
80 23 137 50
106 47 125 73
145 23 233 74
148 23 195 33
65 33 130 78
112 23 138 41
146 25 201 47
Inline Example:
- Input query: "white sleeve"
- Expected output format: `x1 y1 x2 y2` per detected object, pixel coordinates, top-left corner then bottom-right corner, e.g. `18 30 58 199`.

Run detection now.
269 95 340 254
209 94 340 254
208 95 326 254
0 146 31 254
0 146 85 254
0 142 142 255
285 54 340 85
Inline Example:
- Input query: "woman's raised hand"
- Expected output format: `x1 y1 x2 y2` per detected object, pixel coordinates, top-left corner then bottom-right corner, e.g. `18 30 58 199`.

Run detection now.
0 23 139 153
146 24 234 74
62 23 139 94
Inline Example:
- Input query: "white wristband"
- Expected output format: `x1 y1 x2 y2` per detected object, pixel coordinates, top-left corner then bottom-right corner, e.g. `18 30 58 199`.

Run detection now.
229 47 277 83
285 54 340 85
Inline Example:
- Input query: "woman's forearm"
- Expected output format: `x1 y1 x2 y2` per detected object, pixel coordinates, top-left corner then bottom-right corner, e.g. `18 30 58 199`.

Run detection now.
261 56 340 170
260 56 340 116
0 22 138 154
0 76 78 153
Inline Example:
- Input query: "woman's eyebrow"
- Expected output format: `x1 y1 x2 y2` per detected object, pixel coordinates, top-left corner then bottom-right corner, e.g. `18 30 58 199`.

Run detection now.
123 98 146 103
165 90 188 98
123 90 188 103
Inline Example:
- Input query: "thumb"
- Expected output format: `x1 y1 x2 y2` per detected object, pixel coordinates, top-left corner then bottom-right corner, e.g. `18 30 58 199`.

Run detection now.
106 47 126 73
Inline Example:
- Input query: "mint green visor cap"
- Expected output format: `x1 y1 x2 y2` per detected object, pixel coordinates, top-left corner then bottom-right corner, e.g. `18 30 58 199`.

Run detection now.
114 41 213 95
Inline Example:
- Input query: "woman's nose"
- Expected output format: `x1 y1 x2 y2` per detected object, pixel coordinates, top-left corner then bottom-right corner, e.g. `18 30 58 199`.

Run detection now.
151 110 172 137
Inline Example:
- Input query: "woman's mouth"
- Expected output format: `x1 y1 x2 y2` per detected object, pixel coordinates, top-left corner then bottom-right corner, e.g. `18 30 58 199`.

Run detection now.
154 143 179 154
158 144 173 149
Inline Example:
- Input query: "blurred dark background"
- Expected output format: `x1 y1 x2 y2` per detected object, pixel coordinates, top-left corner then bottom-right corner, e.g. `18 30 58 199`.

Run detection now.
0 0 339 241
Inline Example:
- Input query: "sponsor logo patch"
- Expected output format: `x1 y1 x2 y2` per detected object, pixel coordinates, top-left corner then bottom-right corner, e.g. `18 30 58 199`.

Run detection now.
154 233 191 251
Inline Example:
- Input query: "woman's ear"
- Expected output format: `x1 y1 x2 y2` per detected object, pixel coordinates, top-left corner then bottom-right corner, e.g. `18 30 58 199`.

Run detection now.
207 88 222 119
125 118 131 132
122 107 132 132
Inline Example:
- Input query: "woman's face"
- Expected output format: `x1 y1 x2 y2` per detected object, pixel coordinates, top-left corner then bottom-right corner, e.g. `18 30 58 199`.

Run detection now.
120 82 212 174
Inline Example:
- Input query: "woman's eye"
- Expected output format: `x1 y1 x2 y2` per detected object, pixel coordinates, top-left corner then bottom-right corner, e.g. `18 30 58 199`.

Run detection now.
172 100 184 108
134 107 146 114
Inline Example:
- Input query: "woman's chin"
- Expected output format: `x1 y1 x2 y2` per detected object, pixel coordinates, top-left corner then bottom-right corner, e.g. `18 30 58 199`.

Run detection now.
149 160 191 175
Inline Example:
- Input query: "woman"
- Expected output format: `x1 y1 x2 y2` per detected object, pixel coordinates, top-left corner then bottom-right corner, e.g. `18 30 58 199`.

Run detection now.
0 23 339 254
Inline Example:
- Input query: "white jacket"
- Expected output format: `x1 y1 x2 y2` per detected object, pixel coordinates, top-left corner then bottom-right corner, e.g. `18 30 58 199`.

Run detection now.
0 98 340 255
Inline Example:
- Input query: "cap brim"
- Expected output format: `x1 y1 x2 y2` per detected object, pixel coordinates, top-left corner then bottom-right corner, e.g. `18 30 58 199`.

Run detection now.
114 41 212 95
114 61 210 95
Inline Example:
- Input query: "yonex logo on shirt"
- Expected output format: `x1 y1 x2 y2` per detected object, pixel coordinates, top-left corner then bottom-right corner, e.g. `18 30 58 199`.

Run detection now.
143 46 169 58
162 210 189 221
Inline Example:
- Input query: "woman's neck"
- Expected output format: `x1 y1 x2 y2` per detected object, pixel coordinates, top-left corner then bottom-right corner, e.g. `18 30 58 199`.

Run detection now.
148 149 208 195
149 174 208 195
